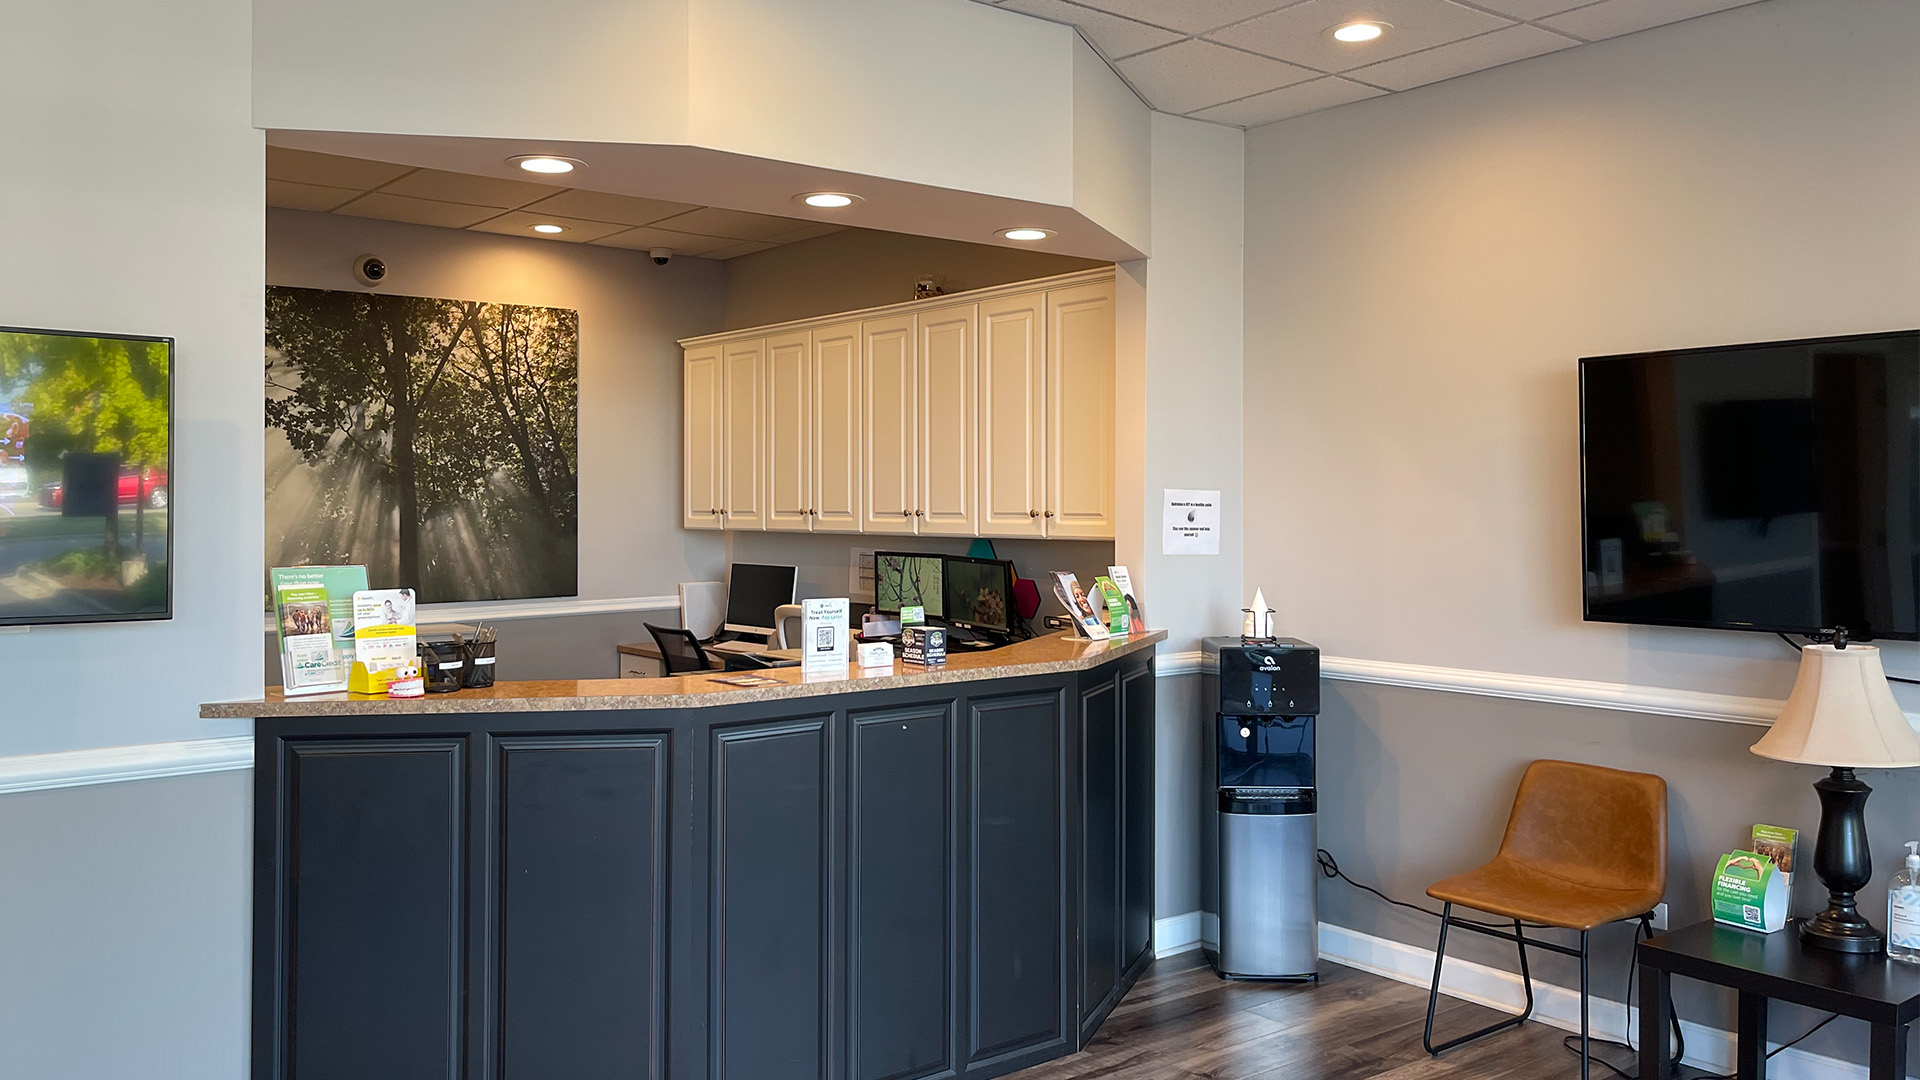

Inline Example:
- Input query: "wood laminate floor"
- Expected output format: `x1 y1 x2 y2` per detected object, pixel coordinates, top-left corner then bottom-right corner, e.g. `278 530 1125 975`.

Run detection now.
1009 952 1578 1080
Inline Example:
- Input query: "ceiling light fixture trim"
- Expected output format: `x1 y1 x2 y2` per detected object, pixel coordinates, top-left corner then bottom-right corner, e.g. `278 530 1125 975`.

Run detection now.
1000 227 1054 241
796 192 862 208
1330 20 1389 43
509 155 587 175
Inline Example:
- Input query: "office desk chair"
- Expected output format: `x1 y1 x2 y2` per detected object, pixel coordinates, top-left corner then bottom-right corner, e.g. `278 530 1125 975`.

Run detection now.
646 623 710 675
774 604 804 650
1422 759 1667 1080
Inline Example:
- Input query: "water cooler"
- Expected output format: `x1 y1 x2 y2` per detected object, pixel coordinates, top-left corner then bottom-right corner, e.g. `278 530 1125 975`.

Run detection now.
1204 635 1321 979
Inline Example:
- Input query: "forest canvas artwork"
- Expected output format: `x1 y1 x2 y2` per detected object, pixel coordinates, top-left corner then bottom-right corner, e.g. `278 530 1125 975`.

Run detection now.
265 286 579 602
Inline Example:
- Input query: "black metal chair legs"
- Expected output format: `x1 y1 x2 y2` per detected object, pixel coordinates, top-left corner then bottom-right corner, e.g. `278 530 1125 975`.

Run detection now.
1422 902 1594 1080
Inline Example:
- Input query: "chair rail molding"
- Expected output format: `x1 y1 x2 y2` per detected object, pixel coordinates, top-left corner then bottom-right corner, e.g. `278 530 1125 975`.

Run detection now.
0 736 253 796
1155 650 1788 727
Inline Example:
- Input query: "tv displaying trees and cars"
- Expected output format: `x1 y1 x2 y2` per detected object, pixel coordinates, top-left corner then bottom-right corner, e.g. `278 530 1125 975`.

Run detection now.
0 326 172 625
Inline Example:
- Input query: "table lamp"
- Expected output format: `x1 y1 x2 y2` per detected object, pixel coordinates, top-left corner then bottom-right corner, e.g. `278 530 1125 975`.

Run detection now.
1751 642 1920 953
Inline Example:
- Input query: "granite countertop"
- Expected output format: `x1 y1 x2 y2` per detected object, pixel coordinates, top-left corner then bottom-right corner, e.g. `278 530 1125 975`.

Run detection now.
203 628 1166 718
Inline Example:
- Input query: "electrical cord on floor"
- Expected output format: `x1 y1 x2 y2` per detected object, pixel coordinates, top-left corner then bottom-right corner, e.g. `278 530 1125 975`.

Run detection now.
1779 631 1920 685
1315 849 1548 931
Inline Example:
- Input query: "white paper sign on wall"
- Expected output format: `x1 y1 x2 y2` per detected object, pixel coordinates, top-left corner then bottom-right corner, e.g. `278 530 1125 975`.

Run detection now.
1162 489 1221 556
801 597 850 674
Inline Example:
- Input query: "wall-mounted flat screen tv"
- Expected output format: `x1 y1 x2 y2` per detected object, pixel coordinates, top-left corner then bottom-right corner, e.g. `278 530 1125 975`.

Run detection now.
1580 330 1919 640
0 326 172 626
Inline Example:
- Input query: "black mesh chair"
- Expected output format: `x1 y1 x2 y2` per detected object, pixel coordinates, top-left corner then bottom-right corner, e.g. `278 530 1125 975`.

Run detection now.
646 623 710 675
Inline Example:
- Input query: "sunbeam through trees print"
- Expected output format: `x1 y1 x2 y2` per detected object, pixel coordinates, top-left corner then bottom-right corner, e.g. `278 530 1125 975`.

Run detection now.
265 286 579 601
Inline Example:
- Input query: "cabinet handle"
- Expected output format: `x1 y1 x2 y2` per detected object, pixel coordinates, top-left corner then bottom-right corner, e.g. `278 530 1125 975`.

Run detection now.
901 509 912 517
1044 510 1055 518
1029 509 1040 518
915 509 925 517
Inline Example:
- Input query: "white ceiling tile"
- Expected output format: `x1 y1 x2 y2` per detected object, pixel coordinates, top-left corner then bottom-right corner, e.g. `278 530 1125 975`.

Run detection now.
332 193 506 230
1188 75 1384 125
1070 0 1298 34
266 147 412 189
518 188 700 226
589 227 741 257
1345 23 1578 91
1462 0 1591 18
1540 0 1764 42
701 239 781 260
644 206 824 242
996 0 1182 58
1208 0 1513 72
768 222 848 244
266 179 362 213
1116 39 1317 114
378 169 557 209
466 211 634 244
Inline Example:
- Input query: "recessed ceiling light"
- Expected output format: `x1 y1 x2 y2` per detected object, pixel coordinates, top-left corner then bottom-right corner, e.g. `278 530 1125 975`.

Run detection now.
509 155 583 175
797 191 861 208
1001 227 1053 242
1331 20 1388 42
531 223 565 234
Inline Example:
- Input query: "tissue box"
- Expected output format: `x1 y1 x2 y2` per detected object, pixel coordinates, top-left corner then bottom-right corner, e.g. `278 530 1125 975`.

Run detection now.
901 625 947 666
857 641 894 669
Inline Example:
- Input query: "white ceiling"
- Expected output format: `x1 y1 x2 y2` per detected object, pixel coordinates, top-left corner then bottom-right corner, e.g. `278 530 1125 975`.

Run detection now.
971 0 1770 126
266 148 848 260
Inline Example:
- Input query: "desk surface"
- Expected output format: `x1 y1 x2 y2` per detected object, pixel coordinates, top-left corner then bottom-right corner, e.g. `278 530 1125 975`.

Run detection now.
1641 920 1920 1023
206 629 1164 718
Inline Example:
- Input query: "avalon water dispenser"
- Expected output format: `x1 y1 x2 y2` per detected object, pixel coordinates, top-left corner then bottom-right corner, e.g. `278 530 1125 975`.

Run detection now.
1204 635 1320 979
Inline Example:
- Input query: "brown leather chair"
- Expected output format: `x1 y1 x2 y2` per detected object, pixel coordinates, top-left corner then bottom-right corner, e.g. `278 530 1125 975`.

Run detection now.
1423 759 1667 1080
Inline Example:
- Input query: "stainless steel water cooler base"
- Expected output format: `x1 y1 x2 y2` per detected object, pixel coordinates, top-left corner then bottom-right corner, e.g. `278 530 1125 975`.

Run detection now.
1217 810 1318 979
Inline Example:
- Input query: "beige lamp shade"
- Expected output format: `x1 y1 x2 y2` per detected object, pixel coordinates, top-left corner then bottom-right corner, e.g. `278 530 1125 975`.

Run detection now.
1751 644 1920 768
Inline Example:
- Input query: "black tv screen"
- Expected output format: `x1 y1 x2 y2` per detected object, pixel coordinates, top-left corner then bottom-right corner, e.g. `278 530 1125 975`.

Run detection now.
0 326 173 625
1580 330 1920 640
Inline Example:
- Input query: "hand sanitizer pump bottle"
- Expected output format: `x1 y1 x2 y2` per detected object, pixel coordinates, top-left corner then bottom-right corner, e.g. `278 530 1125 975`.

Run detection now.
1888 842 1920 963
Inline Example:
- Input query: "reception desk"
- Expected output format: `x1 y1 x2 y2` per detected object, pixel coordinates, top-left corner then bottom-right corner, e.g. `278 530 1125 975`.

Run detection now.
205 629 1163 1080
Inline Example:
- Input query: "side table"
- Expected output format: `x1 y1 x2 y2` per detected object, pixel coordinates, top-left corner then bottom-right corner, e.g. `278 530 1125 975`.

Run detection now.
1637 920 1920 1079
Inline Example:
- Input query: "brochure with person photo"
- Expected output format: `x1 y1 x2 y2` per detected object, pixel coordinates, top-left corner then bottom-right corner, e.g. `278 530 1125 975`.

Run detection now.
270 565 368 694
1050 571 1110 640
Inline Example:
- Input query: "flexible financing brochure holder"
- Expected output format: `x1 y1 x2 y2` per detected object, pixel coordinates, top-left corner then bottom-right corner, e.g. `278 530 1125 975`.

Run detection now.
1107 565 1145 629
271 565 368 695
350 588 418 695
1050 571 1110 641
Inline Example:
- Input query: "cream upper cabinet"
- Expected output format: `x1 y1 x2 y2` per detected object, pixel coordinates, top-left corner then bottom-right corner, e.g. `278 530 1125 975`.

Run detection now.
917 303 976 536
720 337 766 530
764 330 813 532
861 315 918 535
683 345 724 530
1046 280 1116 539
811 321 863 533
976 291 1047 539
683 269 1114 541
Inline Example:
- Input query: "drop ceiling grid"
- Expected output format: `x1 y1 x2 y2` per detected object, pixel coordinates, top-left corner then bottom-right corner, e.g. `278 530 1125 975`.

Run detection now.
264 147 842 260
970 0 1768 127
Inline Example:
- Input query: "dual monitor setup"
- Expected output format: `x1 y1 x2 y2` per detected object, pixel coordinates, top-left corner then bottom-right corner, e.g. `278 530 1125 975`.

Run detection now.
718 551 1020 644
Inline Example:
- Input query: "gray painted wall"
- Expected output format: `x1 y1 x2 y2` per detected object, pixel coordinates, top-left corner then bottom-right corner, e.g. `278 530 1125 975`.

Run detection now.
0 771 250 1079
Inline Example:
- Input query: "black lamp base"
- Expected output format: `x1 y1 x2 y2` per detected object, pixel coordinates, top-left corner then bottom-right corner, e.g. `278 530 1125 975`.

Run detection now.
1801 767 1884 955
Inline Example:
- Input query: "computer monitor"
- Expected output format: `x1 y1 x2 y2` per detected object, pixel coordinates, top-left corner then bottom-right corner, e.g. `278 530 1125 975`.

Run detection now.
723 563 797 636
873 551 944 619
942 556 1014 634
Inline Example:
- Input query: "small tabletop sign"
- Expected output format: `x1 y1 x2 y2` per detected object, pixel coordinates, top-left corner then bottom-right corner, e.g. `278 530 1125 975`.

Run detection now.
271 565 367 695
1712 850 1788 933
802 597 850 674
350 588 418 695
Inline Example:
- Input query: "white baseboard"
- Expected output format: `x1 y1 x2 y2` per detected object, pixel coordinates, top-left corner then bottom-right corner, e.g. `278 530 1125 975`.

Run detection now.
1148 913 1866 1080
0 736 253 795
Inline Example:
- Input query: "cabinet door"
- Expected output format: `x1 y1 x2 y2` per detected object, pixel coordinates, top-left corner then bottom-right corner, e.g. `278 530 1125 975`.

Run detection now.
863 316 919 536
721 338 767 530
1045 283 1115 539
684 346 724 530
918 305 976 537
1120 661 1156 972
494 737 668 1080
812 321 864 534
977 293 1047 539
966 691 1069 1072
766 331 814 532
271 739 467 1080
1077 676 1122 1040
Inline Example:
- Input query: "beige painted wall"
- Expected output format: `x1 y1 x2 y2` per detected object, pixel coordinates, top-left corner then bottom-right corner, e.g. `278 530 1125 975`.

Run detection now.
268 209 729 601
721 228 1105 330
1241 0 1920 1065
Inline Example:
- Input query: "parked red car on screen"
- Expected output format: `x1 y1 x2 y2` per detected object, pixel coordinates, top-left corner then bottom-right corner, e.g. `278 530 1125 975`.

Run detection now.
38 467 169 510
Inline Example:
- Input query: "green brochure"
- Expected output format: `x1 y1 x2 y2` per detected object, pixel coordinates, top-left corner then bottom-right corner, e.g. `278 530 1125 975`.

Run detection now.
270 565 368 695
1711 850 1787 933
